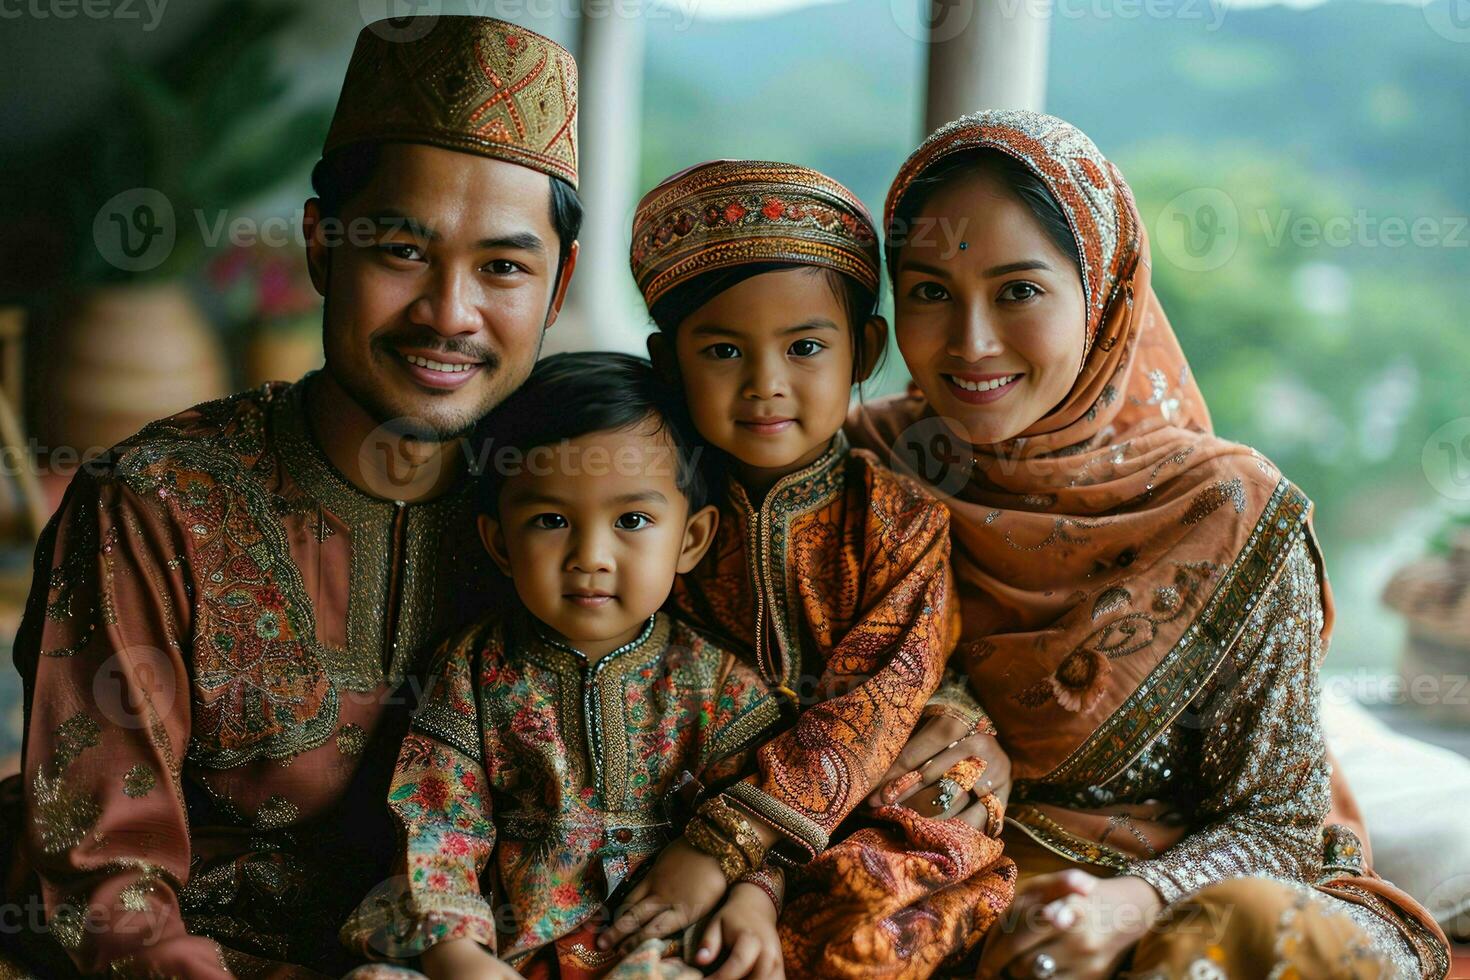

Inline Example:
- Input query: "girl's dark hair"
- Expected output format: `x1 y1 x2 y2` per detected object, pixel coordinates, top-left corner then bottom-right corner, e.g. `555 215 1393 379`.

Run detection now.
474 352 713 516
309 142 583 283
647 262 884 384
885 147 1080 289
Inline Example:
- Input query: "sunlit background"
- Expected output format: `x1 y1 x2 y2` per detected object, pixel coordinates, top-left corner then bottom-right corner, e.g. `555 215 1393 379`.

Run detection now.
1 0 1467 938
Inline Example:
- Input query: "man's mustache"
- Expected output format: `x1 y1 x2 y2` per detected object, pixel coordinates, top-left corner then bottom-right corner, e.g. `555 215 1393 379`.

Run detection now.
374 329 499 368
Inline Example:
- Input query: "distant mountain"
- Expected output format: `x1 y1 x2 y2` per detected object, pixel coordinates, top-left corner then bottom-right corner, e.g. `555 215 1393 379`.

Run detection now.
640 0 1468 230
1048 0 1467 202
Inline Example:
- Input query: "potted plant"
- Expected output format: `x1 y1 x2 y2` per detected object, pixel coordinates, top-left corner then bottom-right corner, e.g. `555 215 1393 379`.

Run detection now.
208 242 323 389
1382 510 1470 725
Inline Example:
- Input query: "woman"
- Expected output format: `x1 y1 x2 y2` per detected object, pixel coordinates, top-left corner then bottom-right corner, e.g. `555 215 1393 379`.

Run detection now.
848 110 1450 979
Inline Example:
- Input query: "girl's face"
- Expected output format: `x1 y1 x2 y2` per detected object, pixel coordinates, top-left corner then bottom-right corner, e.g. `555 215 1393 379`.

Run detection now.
892 169 1087 447
666 267 881 494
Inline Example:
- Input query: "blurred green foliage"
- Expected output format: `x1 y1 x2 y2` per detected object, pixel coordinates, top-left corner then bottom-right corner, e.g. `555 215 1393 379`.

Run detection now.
5 1 333 287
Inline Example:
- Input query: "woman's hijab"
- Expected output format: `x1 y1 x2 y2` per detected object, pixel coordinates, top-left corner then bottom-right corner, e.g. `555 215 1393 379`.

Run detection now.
856 109 1324 785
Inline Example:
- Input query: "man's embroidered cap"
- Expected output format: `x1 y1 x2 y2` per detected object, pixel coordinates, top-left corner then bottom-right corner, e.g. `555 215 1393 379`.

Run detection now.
323 16 578 187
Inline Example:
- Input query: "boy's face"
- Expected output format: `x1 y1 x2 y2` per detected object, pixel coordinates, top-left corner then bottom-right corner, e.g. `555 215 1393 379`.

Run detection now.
665 268 881 491
479 420 717 660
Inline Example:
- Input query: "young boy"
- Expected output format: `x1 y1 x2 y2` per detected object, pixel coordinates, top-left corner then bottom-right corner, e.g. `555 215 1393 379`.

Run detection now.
340 353 785 980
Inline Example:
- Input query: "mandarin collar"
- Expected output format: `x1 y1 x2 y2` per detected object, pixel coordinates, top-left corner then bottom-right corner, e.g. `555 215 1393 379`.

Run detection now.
725 432 848 518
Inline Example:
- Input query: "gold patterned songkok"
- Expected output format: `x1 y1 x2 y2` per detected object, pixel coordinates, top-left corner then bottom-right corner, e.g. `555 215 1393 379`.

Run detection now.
630 160 879 308
324 16 578 187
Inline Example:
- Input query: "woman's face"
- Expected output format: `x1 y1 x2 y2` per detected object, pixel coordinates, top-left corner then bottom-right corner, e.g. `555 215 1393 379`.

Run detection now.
892 169 1087 447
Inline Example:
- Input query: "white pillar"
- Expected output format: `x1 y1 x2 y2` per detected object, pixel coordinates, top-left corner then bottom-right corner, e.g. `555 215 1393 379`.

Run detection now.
923 0 1051 132
546 2 648 355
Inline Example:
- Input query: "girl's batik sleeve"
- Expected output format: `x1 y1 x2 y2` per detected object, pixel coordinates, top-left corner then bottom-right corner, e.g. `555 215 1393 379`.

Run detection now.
724 473 958 862
340 632 498 961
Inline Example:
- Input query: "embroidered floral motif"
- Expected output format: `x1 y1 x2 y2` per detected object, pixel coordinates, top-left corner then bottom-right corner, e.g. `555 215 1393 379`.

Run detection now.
1182 478 1248 526
32 769 101 856
32 711 104 855
118 866 166 912
253 795 300 831
53 712 102 770
122 764 156 799
1048 648 1112 713
48 902 86 950
335 723 367 757
1092 587 1130 620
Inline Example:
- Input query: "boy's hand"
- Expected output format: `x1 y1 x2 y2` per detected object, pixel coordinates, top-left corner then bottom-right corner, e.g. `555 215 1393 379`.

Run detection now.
420 937 523 980
693 882 785 980
599 837 729 953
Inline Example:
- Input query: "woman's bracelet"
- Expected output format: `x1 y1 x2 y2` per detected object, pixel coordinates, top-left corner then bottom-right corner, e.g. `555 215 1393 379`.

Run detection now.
697 795 768 870
685 815 751 883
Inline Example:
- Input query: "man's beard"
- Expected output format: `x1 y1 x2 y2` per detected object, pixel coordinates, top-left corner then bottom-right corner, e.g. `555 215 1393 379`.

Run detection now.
349 356 501 442
325 328 547 444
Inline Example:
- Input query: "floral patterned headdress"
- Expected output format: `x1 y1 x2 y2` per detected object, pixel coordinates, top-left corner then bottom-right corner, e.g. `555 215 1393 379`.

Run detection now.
630 160 879 310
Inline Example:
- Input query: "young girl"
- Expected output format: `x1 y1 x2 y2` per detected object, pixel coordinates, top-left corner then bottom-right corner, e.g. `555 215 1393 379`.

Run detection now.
599 160 1015 978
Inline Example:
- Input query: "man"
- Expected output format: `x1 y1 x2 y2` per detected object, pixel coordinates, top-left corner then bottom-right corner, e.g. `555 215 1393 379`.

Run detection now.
0 16 580 978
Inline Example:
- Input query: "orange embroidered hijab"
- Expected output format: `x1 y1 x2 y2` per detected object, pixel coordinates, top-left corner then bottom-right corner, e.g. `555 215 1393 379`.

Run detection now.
855 110 1328 785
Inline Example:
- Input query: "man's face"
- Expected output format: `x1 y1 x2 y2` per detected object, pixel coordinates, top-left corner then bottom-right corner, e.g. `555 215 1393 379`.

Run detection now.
306 143 576 441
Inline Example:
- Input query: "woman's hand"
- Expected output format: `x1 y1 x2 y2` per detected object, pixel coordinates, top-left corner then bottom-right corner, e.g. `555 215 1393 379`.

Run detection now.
977 871 1164 980
419 937 523 980
866 713 1011 826
599 837 730 953
691 881 786 980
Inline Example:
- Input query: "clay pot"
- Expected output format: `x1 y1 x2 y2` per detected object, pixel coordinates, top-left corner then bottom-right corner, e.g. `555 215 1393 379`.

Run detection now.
242 312 324 389
39 279 229 455
1383 528 1470 724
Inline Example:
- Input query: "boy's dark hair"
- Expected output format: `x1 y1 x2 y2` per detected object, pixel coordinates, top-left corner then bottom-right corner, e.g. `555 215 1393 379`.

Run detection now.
647 262 884 384
309 142 583 285
474 352 713 516
886 147 1081 290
